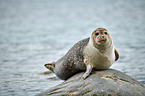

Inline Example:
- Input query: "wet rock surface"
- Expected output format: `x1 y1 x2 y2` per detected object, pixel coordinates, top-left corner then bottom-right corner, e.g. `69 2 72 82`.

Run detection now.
36 69 145 96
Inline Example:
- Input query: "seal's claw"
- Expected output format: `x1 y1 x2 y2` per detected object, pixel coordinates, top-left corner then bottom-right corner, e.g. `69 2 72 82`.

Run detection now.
83 73 89 79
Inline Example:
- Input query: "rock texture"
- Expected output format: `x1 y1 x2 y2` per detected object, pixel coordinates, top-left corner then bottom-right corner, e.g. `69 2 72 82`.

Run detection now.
36 69 145 96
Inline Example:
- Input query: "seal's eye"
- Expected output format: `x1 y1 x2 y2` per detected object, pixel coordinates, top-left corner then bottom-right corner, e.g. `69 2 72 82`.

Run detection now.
104 32 107 35
95 33 99 36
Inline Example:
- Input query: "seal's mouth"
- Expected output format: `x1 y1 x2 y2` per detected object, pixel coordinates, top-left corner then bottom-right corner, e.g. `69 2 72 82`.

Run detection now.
96 38 108 45
100 39 106 41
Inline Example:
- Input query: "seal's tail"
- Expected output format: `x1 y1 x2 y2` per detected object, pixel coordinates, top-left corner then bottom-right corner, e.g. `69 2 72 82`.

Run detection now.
44 61 55 73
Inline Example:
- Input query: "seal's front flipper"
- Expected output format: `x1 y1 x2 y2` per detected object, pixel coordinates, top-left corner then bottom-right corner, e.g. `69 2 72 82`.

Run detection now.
114 48 119 61
83 65 93 79
44 61 55 72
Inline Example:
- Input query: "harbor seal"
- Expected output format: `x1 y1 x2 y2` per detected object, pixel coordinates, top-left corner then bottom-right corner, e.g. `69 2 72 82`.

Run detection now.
45 28 119 80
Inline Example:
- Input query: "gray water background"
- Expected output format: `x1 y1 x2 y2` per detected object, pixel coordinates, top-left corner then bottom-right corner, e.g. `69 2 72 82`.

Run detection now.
0 0 145 96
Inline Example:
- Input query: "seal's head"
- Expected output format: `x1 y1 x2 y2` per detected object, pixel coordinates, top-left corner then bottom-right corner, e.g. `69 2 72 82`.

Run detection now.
91 28 112 49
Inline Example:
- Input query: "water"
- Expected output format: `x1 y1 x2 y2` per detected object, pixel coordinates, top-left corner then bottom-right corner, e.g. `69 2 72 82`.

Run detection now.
0 0 145 95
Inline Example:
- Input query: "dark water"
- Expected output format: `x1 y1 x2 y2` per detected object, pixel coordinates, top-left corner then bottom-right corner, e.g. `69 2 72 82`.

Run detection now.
0 0 145 96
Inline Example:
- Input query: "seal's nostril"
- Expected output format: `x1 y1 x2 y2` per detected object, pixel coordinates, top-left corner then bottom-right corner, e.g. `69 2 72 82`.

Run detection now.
102 36 104 38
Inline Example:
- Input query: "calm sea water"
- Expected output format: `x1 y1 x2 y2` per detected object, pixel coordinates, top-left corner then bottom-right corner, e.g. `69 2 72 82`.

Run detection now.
0 0 145 96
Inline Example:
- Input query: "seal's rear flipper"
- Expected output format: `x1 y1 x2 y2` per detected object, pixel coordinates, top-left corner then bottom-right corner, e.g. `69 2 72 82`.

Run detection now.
44 61 55 72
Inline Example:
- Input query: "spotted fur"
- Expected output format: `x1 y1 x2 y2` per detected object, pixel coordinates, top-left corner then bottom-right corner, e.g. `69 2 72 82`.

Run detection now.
45 38 90 80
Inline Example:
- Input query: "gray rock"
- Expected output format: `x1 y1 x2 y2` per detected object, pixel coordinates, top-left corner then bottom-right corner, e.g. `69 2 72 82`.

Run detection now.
36 69 145 96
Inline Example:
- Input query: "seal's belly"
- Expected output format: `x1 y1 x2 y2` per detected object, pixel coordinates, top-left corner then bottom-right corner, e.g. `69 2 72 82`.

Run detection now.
85 51 115 70
92 56 112 69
